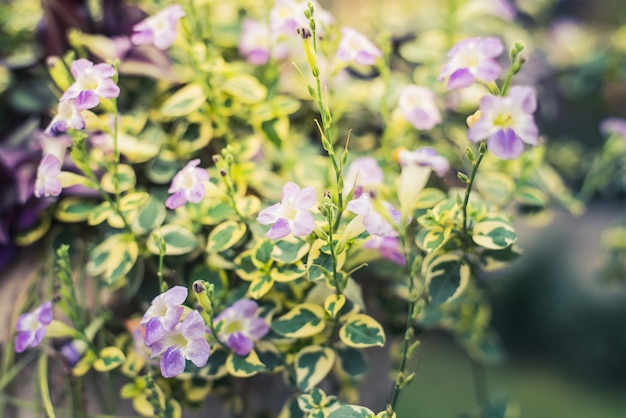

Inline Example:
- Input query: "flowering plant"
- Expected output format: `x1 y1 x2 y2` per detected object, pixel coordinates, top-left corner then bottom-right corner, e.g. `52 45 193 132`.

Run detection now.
3 0 622 417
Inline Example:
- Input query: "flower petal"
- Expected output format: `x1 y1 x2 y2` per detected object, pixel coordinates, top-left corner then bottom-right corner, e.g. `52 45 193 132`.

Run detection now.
487 128 525 159
161 347 186 378
265 218 291 239
290 210 315 237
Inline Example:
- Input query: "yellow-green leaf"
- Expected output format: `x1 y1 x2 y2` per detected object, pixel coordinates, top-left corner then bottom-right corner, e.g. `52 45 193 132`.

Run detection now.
472 220 517 250
222 74 267 104
147 224 199 256
226 350 266 377
93 346 126 372
423 253 470 306
294 345 336 392
55 198 99 223
101 164 136 194
248 274 274 299
339 314 385 348
272 303 326 338
160 83 207 117
324 294 346 318
206 220 247 253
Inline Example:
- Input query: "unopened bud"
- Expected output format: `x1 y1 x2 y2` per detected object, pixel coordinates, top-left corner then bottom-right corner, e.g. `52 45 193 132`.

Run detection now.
466 110 482 128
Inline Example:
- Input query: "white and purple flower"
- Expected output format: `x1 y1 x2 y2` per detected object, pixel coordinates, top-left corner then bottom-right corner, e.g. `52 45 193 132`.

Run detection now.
239 18 290 65
600 117 626 138
60 59 120 111
45 100 85 136
165 159 210 210
214 299 269 356
141 286 187 346
15 301 53 353
363 235 405 265
34 154 63 198
335 27 382 67
257 182 316 239
397 85 442 130
438 37 504 89
269 0 333 39
397 147 449 217
343 157 383 198
131 5 186 50
467 86 538 159
147 310 210 378
345 194 399 239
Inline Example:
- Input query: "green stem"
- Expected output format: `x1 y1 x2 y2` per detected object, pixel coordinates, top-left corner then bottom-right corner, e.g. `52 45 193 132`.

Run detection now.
389 232 422 411
462 141 487 237
470 358 489 407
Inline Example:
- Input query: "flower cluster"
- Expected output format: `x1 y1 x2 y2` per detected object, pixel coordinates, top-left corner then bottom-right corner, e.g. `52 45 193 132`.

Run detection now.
141 287 210 378
15 301 53 353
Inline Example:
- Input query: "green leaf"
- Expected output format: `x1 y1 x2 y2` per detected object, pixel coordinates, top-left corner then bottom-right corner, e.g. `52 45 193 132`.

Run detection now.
472 220 517 250
271 235 311 264
201 201 235 225
278 395 306 418
160 83 207 117
295 346 336 392
145 150 179 184
328 405 375 418
93 346 126 372
254 341 283 371
177 122 213 155
147 224 198 256
236 195 262 218
272 303 326 338
339 314 385 348
14 212 50 246
206 220 247 253
273 261 307 283
324 294 346 318
415 227 448 253
248 274 274 299
222 74 267 104
131 196 166 235
413 188 447 209
226 350 266 377
119 191 150 212
202 347 228 379
101 164 136 193
87 234 138 285
307 240 346 282
87 201 113 226
476 172 515 206
423 253 470 306
515 186 548 207
118 130 163 163
235 250 265 281
335 346 369 378
55 198 99 223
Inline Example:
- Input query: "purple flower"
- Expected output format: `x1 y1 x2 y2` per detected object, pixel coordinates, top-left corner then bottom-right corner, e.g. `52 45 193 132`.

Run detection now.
45 100 85 135
363 236 405 265
397 85 442 130
141 286 187 346
346 194 398 238
15 301 53 353
239 18 290 65
343 157 383 198
131 5 186 50
269 0 333 39
34 154 62 198
257 182 316 239
398 147 449 217
165 159 210 210
60 59 120 111
467 86 538 159
335 27 382 66
438 37 504 89
214 299 269 356
148 310 210 378
600 117 626 138
464 0 516 21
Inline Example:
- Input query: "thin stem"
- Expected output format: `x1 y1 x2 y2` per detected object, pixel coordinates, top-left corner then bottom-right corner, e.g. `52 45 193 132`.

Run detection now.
389 231 422 411
462 141 486 237
470 358 489 407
